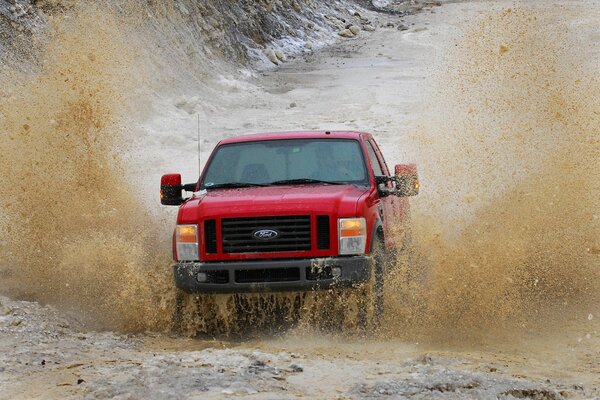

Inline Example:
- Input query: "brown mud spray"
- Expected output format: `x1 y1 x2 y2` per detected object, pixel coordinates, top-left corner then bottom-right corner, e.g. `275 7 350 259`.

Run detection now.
383 5 600 343
0 4 174 331
0 3 597 339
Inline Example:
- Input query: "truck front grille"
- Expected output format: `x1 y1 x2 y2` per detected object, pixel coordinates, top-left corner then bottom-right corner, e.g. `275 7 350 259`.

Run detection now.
204 220 217 254
221 215 311 253
316 215 330 250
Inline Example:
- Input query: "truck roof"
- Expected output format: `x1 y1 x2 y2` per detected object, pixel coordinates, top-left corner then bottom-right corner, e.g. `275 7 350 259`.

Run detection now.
218 130 371 145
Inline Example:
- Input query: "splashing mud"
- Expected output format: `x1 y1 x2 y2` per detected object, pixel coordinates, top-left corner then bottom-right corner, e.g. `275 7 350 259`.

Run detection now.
0 1 597 342
174 288 379 338
385 4 600 343
0 4 173 331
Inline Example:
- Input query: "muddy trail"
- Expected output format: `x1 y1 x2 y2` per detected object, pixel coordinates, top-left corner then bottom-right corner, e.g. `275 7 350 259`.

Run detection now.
1 0 599 399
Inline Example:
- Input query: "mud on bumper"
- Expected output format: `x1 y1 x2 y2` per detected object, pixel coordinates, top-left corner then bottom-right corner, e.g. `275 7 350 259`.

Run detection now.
173 256 371 294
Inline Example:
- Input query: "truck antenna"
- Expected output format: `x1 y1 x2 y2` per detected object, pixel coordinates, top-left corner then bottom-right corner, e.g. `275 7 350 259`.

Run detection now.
197 113 202 178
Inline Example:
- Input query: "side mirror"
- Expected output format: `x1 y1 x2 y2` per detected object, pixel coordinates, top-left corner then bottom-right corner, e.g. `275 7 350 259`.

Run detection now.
160 174 197 206
161 174 183 205
394 164 420 197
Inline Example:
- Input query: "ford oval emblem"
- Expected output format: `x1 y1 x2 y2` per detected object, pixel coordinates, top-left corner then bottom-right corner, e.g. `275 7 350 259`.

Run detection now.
252 229 280 240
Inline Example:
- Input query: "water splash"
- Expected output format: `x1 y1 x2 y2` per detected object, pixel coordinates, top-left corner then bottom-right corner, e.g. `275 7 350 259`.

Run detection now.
384 4 600 343
0 4 173 331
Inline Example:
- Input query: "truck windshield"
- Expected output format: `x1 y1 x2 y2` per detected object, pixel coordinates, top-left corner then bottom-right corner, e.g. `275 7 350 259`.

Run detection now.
200 138 369 189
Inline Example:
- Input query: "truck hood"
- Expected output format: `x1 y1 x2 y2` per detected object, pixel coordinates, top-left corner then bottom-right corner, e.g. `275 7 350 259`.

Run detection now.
178 184 369 222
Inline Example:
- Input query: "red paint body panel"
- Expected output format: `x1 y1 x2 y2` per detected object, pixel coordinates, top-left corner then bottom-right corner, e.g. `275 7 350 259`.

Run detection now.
395 163 416 175
218 130 367 145
161 173 182 186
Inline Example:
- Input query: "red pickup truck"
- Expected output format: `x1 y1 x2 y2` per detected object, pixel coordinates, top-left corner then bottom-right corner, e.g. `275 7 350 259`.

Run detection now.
161 131 419 326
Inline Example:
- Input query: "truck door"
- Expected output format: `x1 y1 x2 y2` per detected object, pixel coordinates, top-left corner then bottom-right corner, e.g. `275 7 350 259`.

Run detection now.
365 139 397 249
370 139 411 249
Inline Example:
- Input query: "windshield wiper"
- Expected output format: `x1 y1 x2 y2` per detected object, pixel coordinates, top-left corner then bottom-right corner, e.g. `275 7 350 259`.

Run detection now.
204 182 269 189
268 178 345 186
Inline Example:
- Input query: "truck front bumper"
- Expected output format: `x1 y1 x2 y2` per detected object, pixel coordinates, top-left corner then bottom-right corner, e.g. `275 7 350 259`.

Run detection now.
173 256 371 294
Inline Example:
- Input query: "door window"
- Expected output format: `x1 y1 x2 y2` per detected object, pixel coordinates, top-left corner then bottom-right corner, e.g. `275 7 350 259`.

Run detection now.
365 141 384 176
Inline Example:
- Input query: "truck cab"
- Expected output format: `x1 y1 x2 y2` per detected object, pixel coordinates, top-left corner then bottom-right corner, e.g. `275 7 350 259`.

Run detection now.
161 131 419 296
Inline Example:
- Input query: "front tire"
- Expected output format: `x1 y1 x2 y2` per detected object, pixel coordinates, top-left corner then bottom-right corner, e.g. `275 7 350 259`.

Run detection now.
358 237 385 332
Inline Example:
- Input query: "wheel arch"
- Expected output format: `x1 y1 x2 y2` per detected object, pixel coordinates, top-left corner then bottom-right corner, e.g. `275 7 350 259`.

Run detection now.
369 219 385 253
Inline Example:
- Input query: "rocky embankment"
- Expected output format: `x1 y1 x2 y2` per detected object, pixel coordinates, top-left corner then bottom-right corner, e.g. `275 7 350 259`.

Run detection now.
0 0 437 72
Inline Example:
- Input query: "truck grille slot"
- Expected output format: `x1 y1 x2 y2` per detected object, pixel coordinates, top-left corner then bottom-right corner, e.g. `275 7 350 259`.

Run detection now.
222 216 311 253
235 268 300 283
204 220 217 254
316 215 330 250
306 266 333 280
201 270 229 284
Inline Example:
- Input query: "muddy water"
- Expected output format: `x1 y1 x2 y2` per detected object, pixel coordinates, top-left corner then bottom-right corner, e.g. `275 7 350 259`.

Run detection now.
0 4 174 331
384 3 600 343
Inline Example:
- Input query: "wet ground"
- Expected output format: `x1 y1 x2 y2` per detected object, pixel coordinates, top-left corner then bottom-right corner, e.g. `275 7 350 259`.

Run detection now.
1 294 599 399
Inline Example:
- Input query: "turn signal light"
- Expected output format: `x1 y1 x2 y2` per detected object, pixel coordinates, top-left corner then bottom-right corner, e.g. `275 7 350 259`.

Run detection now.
339 218 366 237
177 225 197 241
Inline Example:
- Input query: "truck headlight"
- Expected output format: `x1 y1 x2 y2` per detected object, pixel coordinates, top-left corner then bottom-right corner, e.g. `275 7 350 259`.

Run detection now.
176 224 198 261
338 218 366 255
